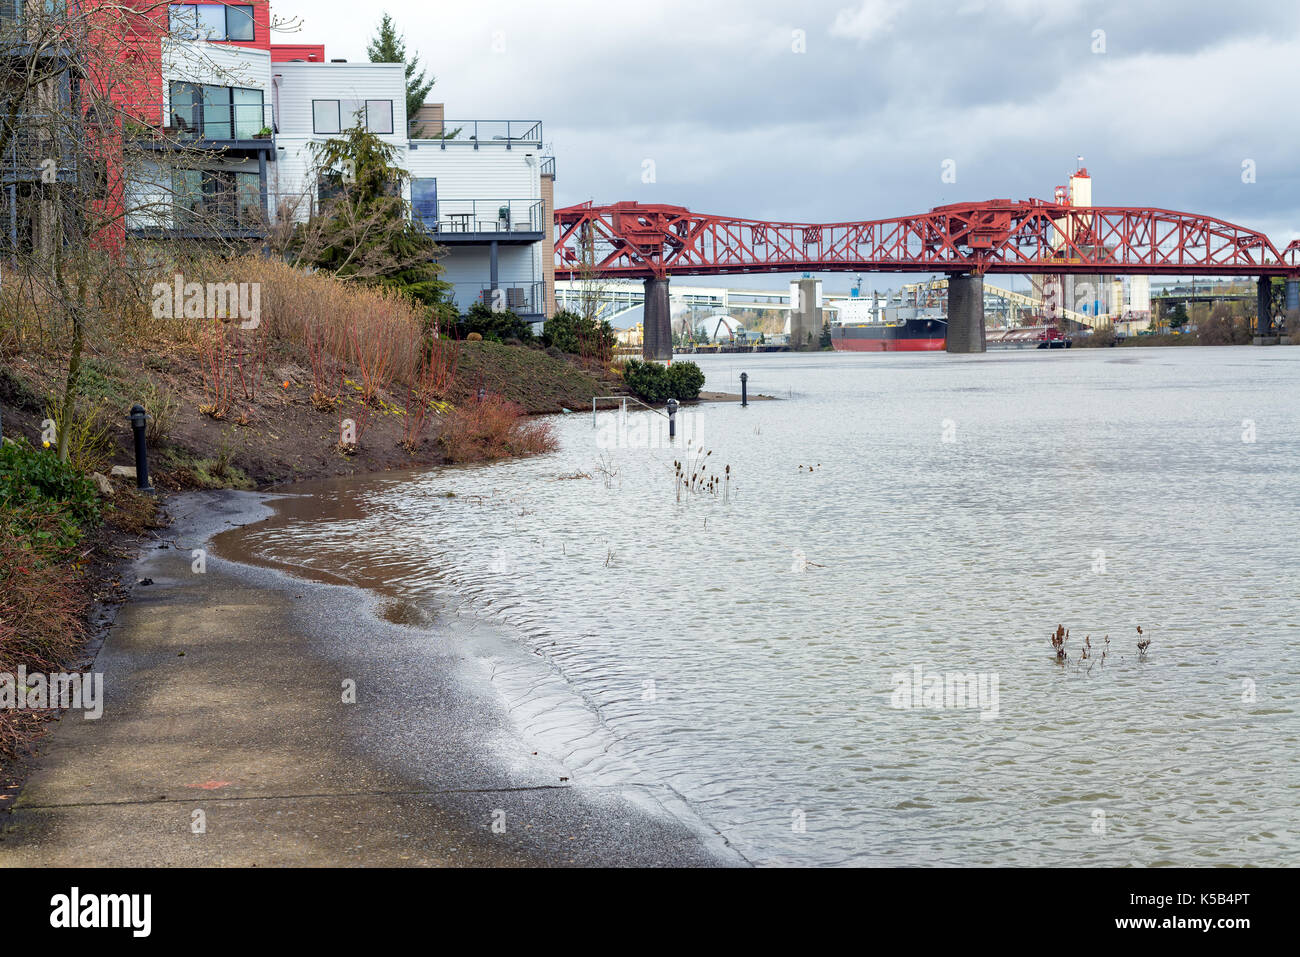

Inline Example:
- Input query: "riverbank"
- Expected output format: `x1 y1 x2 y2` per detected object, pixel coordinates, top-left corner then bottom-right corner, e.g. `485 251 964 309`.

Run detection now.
0 489 743 866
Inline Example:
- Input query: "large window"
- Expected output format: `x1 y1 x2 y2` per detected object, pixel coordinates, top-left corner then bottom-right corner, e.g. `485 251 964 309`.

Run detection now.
169 4 255 42
312 99 394 135
170 81 264 139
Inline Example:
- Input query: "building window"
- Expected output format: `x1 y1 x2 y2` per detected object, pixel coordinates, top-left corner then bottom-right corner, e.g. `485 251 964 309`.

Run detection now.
313 99 394 135
225 4 254 40
170 81 264 139
169 4 255 42
172 168 262 227
312 100 341 135
365 100 393 135
411 178 437 228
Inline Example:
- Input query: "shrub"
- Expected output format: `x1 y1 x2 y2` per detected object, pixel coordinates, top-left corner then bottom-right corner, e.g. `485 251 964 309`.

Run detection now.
622 358 670 402
543 309 616 359
1076 323 1116 348
1197 315 1235 346
0 439 100 545
622 359 705 403
466 332 483 342
42 397 115 474
141 378 180 447
665 361 706 400
0 502 91 762
438 395 557 463
457 302 534 343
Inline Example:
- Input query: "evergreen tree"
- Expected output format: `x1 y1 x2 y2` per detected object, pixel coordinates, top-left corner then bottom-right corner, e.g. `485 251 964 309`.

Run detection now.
367 13 435 134
298 126 448 306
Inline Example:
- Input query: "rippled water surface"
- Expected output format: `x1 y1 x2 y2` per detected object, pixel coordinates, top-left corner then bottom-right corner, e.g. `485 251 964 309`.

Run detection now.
220 347 1300 865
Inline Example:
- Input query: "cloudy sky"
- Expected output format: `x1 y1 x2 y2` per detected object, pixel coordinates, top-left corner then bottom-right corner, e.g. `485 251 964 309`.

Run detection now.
274 0 1300 290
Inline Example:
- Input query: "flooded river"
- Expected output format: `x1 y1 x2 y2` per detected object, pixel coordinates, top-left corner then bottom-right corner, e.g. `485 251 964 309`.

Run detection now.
216 347 1300 866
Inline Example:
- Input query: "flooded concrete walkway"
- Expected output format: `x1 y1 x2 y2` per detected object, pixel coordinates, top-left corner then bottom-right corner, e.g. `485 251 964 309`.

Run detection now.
0 491 738 866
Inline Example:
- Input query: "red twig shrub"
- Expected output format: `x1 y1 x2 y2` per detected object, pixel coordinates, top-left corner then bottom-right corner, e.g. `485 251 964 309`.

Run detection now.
197 321 236 419
0 506 89 762
438 395 556 463
400 335 461 452
306 317 345 409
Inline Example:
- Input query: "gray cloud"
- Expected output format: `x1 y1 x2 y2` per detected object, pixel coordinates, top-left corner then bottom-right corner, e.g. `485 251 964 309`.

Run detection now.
275 0 1300 287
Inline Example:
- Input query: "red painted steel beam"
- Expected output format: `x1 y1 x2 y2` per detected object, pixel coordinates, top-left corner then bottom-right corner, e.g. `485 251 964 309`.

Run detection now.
1284 239 1300 268
554 199 1298 280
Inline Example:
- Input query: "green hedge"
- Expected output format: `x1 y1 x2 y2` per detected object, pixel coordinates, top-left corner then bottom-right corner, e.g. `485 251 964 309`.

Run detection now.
622 359 706 403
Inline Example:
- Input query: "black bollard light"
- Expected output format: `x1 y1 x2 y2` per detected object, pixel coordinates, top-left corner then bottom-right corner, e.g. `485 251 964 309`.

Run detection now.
128 404 154 493
740 372 749 407
667 397 678 439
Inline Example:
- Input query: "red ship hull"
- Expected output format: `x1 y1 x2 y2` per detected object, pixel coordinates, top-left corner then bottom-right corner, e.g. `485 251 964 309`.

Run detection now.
832 336 946 352
830 318 947 352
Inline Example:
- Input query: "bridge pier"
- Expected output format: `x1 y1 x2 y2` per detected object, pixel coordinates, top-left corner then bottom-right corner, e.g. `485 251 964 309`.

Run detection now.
946 273 985 353
1285 280 1298 344
789 277 822 350
1254 276 1279 345
643 277 672 360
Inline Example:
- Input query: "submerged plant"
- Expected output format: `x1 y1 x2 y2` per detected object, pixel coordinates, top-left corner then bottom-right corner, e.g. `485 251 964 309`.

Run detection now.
672 445 730 502
1050 624 1069 664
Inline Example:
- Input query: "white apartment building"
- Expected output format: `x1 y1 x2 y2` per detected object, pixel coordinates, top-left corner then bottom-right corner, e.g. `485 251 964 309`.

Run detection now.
271 60 553 319
126 29 555 319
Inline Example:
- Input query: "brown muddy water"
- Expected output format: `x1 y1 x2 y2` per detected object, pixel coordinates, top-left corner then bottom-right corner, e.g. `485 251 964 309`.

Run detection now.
214 347 1300 866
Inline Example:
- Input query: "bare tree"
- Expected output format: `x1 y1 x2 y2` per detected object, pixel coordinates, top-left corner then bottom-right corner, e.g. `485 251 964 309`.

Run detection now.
1 2 268 460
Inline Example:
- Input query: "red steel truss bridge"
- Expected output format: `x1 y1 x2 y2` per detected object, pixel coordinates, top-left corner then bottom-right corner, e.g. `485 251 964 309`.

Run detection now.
553 199 1300 356
554 199 1299 280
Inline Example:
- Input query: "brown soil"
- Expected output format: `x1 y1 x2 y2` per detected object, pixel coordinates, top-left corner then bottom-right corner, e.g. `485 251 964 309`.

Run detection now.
1 339 620 490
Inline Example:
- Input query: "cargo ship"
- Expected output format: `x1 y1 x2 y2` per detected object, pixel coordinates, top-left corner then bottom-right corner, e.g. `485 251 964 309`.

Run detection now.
829 316 947 352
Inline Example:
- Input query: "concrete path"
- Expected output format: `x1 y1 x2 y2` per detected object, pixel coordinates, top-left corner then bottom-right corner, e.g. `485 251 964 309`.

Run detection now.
0 491 739 866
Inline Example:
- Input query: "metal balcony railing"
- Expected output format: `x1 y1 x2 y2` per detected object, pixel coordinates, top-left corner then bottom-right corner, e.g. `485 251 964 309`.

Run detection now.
1 114 77 183
437 120 542 150
540 156 556 179
167 102 270 142
418 198 545 235
475 281 546 316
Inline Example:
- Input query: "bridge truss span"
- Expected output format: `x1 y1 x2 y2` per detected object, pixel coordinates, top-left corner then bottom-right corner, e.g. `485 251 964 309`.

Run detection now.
554 200 1296 280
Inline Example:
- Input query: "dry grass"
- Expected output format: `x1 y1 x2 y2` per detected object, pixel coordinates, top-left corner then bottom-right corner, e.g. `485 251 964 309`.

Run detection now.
438 395 557 463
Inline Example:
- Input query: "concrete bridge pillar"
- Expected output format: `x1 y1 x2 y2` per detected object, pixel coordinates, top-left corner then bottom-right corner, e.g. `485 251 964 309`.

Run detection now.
946 273 985 353
643 277 672 360
788 277 822 350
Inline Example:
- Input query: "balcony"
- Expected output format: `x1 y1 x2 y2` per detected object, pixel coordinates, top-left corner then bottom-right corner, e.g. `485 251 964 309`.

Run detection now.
139 101 274 158
430 120 542 150
474 281 547 319
129 207 268 241
1 3 75 61
416 198 546 245
1 114 77 185
128 168 268 240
